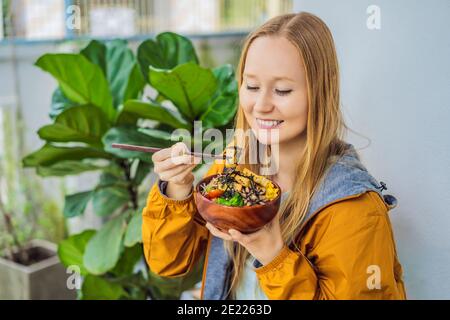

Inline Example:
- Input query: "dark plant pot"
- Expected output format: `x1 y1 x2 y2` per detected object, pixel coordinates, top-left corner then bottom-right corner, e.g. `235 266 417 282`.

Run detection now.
0 239 76 300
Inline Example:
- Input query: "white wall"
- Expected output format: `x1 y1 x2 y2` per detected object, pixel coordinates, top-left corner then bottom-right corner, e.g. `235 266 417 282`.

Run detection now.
293 0 450 299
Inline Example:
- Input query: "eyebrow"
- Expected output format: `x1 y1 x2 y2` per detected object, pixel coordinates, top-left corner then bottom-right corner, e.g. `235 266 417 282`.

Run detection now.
243 73 296 82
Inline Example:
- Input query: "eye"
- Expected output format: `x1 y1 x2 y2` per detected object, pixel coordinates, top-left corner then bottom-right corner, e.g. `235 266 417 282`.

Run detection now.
275 89 292 96
246 85 259 91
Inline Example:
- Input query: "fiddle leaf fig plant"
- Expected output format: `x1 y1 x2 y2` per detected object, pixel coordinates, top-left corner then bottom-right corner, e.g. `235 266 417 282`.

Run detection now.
22 32 238 299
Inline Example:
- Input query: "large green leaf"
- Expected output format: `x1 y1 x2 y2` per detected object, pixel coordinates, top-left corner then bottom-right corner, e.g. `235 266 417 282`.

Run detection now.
137 32 199 80
81 275 126 300
83 214 127 275
80 40 107 74
149 63 217 119
138 127 190 144
115 111 140 126
200 93 238 129
200 64 238 128
102 126 173 163
124 211 142 247
57 230 96 276
132 160 151 186
63 191 93 218
111 272 147 300
22 144 112 167
123 64 146 104
49 87 78 120
81 40 145 109
212 64 238 95
35 53 115 122
107 40 143 107
38 105 110 147
36 160 105 177
148 255 205 300
96 170 123 188
92 186 129 217
111 243 142 276
119 100 190 130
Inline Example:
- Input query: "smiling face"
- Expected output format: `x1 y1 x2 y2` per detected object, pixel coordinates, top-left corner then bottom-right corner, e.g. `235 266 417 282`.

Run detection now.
239 36 309 146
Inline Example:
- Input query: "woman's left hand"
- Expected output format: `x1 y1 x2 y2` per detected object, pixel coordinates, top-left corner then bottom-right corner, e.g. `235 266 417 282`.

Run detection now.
205 215 285 266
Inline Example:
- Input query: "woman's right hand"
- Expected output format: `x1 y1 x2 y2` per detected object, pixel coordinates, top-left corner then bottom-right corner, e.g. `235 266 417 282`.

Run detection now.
152 142 201 200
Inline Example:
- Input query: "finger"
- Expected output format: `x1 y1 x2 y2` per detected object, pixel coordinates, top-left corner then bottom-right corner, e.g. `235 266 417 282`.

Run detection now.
205 223 233 241
228 228 263 244
171 154 200 166
170 142 190 159
151 146 174 163
266 214 281 230
155 154 196 174
151 142 188 163
170 143 202 165
192 156 203 165
169 169 195 185
228 229 245 243
264 220 274 230
159 163 196 182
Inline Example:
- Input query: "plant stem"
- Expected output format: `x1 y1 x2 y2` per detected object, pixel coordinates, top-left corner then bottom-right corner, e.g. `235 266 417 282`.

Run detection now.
0 194 28 263
119 160 138 211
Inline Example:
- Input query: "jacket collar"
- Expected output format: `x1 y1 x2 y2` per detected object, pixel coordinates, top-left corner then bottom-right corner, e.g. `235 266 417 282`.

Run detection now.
301 142 397 227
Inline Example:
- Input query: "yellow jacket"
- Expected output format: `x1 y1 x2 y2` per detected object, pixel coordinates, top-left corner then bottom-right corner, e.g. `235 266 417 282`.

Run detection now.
142 152 407 300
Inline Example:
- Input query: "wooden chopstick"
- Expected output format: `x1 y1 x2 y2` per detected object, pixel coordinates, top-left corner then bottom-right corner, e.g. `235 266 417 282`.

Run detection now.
111 143 227 160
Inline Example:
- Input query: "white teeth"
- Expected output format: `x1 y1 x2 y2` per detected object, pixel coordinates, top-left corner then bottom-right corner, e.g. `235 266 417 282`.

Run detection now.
257 119 283 127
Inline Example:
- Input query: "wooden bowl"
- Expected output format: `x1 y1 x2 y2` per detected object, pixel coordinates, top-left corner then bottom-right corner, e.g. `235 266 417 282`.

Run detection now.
194 174 281 234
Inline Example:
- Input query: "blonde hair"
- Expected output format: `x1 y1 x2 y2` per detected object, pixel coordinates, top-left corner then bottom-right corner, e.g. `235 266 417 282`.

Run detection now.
224 12 351 299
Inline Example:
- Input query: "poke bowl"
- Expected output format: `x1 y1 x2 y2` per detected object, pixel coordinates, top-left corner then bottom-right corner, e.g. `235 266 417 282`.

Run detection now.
194 166 281 234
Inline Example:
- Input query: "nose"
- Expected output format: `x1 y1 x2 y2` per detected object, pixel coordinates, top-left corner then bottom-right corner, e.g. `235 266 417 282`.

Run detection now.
253 89 274 113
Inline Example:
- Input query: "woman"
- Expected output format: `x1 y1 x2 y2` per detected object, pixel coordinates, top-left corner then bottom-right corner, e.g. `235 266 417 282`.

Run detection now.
142 12 407 300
